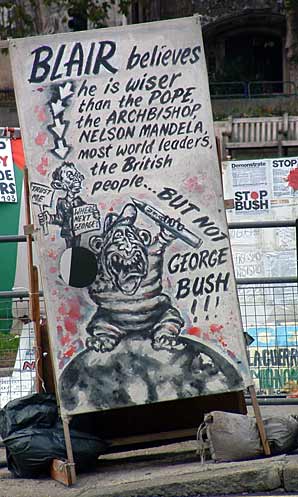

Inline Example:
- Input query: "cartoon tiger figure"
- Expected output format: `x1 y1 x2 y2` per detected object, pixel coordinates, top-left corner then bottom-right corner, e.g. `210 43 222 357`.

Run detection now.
86 203 184 353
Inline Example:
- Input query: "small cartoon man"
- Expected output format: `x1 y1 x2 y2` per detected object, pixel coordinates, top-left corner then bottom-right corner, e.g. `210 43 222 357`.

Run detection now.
38 161 101 247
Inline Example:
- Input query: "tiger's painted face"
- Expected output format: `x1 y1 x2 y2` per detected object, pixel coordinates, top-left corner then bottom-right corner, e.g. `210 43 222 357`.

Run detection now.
101 224 151 295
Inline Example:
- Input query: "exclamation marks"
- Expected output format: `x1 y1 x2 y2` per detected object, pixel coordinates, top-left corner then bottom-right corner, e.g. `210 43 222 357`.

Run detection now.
191 296 221 323
204 295 210 320
191 299 198 323
215 296 220 317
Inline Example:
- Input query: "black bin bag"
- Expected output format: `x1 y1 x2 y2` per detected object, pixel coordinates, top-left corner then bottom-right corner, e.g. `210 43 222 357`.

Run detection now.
0 393 108 478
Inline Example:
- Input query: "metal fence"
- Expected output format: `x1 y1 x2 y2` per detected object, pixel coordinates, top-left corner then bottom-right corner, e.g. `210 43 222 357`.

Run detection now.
239 284 298 397
210 80 296 99
0 295 46 407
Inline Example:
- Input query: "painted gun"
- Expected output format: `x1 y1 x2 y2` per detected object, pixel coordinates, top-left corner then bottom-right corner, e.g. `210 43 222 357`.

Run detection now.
131 197 203 249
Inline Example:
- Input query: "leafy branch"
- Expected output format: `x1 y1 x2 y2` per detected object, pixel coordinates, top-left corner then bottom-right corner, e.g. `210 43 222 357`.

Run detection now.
0 0 131 39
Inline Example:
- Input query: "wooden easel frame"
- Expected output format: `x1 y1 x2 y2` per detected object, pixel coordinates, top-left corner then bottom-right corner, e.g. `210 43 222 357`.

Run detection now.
21 147 270 487
23 166 77 485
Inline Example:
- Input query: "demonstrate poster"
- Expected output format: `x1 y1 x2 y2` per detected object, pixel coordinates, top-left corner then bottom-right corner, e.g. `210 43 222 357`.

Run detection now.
10 17 251 416
0 138 17 203
223 156 298 221
222 157 298 280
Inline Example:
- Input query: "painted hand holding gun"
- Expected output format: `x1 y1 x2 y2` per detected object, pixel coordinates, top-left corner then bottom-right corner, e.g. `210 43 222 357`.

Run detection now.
131 197 203 249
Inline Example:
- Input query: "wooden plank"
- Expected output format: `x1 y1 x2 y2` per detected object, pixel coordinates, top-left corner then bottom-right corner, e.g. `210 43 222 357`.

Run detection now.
32 266 43 393
50 459 74 486
23 167 43 393
227 141 279 149
108 428 198 448
244 123 250 142
261 122 266 142
23 167 35 322
255 121 260 142
40 321 56 394
61 418 77 485
239 122 244 142
283 112 289 136
248 385 271 456
281 140 298 147
271 121 277 142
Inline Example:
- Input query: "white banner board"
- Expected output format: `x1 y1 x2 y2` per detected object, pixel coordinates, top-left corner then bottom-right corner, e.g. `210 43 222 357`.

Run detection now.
10 17 251 416
0 138 17 203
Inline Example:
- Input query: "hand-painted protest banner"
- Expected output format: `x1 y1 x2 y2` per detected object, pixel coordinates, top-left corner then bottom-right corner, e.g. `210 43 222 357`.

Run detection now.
0 138 17 203
10 17 252 416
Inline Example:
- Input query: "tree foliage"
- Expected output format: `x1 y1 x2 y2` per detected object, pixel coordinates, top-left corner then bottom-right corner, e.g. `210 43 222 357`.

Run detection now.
0 0 131 39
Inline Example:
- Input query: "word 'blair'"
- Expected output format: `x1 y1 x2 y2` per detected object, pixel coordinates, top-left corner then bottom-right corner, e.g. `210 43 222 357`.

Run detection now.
28 40 202 83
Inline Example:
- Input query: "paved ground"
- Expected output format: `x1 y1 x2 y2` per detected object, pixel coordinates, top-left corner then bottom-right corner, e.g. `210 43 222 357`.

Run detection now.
0 405 298 497
0 436 297 497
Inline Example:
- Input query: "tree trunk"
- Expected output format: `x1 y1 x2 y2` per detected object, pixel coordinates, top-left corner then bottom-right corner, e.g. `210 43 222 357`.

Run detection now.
34 0 49 33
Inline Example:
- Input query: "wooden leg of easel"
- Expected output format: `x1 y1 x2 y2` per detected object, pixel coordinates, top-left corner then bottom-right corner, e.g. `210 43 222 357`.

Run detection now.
50 417 76 486
248 385 271 456
23 167 44 393
32 266 43 393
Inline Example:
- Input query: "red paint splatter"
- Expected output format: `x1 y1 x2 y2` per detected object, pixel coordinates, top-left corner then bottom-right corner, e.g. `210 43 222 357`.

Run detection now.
35 132 47 146
64 345 76 357
51 235 56 241
49 267 57 273
61 334 70 346
250 191 258 199
184 176 204 193
37 87 44 92
210 324 224 333
58 303 67 315
188 326 201 336
34 105 47 122
48 249 57 260
67 297 81 320
57 325 63 334
64 317 77 334
218 337 227 347
227 349 236 359
287 168 298 190
37 156 48 175
203 332 211 341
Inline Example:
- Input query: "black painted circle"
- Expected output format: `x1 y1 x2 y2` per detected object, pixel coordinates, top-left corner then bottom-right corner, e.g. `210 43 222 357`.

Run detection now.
60 247 97 287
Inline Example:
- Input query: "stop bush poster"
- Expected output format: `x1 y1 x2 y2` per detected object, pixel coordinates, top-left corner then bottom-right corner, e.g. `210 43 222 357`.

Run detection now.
9 17 252 416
